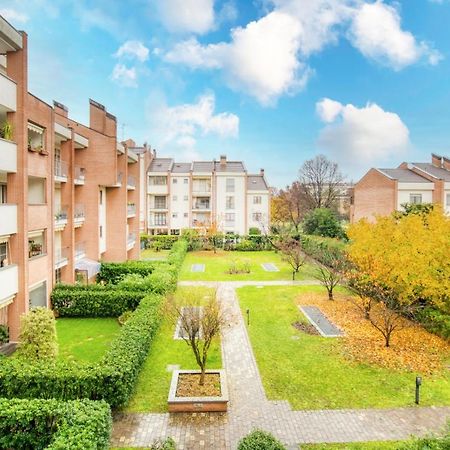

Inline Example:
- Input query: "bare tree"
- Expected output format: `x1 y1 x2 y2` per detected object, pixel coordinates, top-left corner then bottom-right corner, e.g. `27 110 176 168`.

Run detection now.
298 155 344 210
314 262 341 300
167 290 225 385
273 235 306 280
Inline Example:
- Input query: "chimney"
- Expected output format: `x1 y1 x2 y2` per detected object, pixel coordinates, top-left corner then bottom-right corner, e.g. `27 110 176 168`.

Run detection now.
220 155 227 166
53 100 68 118
260 168 265 176
431 153 443 168
443 156 450 172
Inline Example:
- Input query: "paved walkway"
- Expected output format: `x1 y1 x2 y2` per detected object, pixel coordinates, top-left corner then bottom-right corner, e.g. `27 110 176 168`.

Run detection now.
111 282 450 449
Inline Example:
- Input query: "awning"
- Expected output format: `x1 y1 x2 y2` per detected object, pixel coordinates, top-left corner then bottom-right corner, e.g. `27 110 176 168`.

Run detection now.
75 258 101 279
27 122 45 134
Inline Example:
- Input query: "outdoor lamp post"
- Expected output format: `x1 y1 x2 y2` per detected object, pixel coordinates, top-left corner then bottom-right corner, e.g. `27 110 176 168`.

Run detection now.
246 309 250 326
415 376 422 404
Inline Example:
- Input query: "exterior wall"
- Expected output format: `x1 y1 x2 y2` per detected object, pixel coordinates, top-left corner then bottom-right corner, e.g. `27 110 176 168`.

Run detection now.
171 174 191 230
397 183 434 209
351 169 397 223
246 191 270 232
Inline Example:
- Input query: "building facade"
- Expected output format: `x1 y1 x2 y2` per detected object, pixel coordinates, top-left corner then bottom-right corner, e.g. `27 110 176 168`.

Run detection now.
146 155 270 235
351 153 450 222
0 17 146 342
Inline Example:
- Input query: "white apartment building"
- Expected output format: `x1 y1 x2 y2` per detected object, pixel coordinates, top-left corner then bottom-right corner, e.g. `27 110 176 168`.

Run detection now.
146 155 270 235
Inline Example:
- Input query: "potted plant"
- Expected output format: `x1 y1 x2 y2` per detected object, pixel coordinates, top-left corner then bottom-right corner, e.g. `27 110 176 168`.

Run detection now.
167 289 228 412
0 121 13 141
0 324 9 346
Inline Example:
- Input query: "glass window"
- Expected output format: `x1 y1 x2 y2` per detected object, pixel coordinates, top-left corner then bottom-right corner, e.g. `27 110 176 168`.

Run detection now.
184 213 188 218
172 212 178 218
55 268 62 284
28 177 46 204
184 178 188 184
252 212 262 222
184 195 188 201
226 196 235 209
29 282 47 308
226 178 235 193
225 213 235 226
154 196 167 209
446 193 450 206
173 178 178 184
28 231 46 258
409 194 422 204
149 176 167 185
154 213 167 226
173 195 177 201
0 242 8 267
0 184 6 204
253 196 262 204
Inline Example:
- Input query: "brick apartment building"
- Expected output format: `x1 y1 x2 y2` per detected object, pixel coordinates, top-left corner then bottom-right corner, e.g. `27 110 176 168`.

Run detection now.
351 153 450 222
0 16 148 341
145 155 270 235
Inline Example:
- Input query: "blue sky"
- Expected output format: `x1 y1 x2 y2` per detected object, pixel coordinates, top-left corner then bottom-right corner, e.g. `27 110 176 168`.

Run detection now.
1 0 450 187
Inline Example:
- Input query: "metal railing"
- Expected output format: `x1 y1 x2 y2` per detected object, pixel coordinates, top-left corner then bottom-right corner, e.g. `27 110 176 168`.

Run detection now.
54 247 69 265
127 233 136 244
74 204 85 220
75 241 86 258
74 166 86 182
127 203 136 216
54 160 68 178
54 206 68 223
127 175 136 188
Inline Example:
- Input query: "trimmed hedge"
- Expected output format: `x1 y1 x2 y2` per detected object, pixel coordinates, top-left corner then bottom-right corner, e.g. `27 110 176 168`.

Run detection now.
237 430 286 450
97 260 160 284
0 397 111 450
141 234 179 250
51 286 146 317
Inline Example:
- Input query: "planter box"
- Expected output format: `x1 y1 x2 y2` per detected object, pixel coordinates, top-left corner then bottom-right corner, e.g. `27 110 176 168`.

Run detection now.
168 369 229 413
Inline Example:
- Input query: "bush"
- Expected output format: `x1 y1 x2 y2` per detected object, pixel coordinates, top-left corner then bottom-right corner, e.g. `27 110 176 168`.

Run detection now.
0 324 9 345
300 234 347 267
248 227 261 235
237 429 286 450
167 239 188 269
0 398 111 450
149 437 177 450
51 286 146 317
17 307 58 361
416 307 450 340
303 208 345 238
398 425 450 449
141 234 179 250
118 310 133 326
97 260 159 284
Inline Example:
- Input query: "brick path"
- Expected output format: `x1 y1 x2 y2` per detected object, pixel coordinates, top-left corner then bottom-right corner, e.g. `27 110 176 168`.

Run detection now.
111 281 450 449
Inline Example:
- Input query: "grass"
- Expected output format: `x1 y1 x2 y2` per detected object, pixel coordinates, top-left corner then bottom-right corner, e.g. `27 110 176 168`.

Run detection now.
300 442 403 450
125 286 222 412
140 248 169 260
237 285 450 409
56 318 121 364
179 250 317 281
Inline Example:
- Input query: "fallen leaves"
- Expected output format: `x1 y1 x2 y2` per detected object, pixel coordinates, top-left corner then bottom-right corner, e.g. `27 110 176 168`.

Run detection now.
295 292 450 375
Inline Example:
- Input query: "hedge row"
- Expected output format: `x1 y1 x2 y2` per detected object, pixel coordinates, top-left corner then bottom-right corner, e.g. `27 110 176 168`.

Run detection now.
97 260 160 284
300 234 347 267
0 294 162 407
51 286 146 317
141 234 179 250
0 398 111 450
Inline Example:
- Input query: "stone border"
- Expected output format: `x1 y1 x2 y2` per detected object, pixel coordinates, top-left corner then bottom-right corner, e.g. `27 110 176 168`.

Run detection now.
168 369 229 413
299 305 343 338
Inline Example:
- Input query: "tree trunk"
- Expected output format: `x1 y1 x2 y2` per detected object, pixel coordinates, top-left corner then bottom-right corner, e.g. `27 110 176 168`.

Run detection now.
292 271 295 281
328 289 333 301
199 367 206 386
385 334 391 348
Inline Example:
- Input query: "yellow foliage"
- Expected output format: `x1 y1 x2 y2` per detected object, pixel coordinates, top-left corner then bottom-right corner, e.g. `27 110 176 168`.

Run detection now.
347 207 450 312
296 292 450 374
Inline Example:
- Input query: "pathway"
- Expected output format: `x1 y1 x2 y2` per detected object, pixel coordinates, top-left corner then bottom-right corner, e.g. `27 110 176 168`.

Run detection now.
111 281 450 449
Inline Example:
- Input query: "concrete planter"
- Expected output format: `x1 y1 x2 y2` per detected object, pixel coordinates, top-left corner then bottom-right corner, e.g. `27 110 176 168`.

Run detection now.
168 369 229 413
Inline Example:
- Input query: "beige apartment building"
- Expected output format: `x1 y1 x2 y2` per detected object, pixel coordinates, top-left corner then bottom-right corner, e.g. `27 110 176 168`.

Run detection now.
351 153 450 222
145 155 270 235
0 16 146 342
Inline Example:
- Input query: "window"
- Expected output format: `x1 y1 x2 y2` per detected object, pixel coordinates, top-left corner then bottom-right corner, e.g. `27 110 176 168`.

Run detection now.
171 229 180 236
99 226 103 238
99 189 103 205
193 179 211 193
154 213 167 226
184 178 188 184
173 178 178 184
173 195 178 201
29 282 47 308
409 193 422 204
446 193 450 206
226 178 235 193
172 213 178 218
149 176 167 185
154 196 167 209
184 195 188 201
0 184 6 204
226 196 235 209
252 212 262 222
253 196 262 205
28 231 45 258
27 122 45 153
184 213 188 218
225 213 235 226
55 268 62 284
28 177 46 204
0 242 8 267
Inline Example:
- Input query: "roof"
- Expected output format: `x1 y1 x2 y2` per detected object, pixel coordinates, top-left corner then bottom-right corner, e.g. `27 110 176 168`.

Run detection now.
412 163 450 181
148 158 173 172
214 161 245 172
377 168 432 183
192 161 214 172
247 175 268 191
172 162 192 173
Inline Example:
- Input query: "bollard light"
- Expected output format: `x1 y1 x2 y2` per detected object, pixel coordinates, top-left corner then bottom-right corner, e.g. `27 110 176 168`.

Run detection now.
415 376 422 405
246 308 250 326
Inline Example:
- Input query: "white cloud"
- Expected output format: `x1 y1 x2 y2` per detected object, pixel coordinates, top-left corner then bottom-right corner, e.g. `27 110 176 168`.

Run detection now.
111 63 137 87
147 92 239 158
349 1 442 70
0 8 29 23
316 98 410 168
156 0 215 34
164 1 441 104
114 40 149 62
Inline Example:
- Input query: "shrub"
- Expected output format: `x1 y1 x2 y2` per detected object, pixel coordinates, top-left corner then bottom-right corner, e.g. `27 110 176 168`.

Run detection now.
51 286 146 317
97 260 159 284
398 425 450 449
167 239 188 269
235 239 259 251
149 438 177 450
117 267 177 295
416 307 450 340
300 234 347 267
17 307 58 361
118 310 133 326
248 227 261 235
0 324 9 345
237 429 286 450
303 208 345 238
0 398 111 450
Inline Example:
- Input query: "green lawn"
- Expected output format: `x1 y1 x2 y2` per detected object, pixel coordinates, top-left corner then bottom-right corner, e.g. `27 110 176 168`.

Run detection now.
125 286 222 412
301 442 403 450
237 285 450 409
179 250 317 281
56 318 121 364
140 248 169 260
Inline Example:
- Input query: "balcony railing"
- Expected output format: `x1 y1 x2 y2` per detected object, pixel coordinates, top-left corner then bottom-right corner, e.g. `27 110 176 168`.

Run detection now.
74 204 85 224
193 203 210 210
54 160 68 180
192 186 211 194
54 247 69 267
127 203 136 217
127 233 136 248
75 242 86 259
74 166 86 184
127 175 136 189
54 207 68 225
116 172 123 186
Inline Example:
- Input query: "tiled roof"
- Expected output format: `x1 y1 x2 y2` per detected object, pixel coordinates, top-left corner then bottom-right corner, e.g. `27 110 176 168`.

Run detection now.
148 158 173 172
377 168 432 183
247 175 268 191
214 161 246 172
412 163 450 181
172 162 192 173
192 161 214 172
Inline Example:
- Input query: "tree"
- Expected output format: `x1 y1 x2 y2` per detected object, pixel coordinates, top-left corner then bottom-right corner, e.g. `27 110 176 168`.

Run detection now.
302 208 344 238
17 307 58 360
167 289 225 385
313 249 344 300
199 219 222 254
298 154 344 210
275 235 306 280
395 202 434 218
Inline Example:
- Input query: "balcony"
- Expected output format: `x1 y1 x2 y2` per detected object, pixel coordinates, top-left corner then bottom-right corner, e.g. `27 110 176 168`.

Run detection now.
0 264 18 304
192 198 211 210
0 138 17 173
74 133 88 149
148 177 168 195
74 166 86 185
112 172 123 187
192 182 212 195
127 175 136 190
0 204 17 236
75 242 86 260
54 207 68 230
0 72 16 112
127 203 136 218
74 204 85 227
54 247 69 269
127 233 136 250
54 160 68 182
